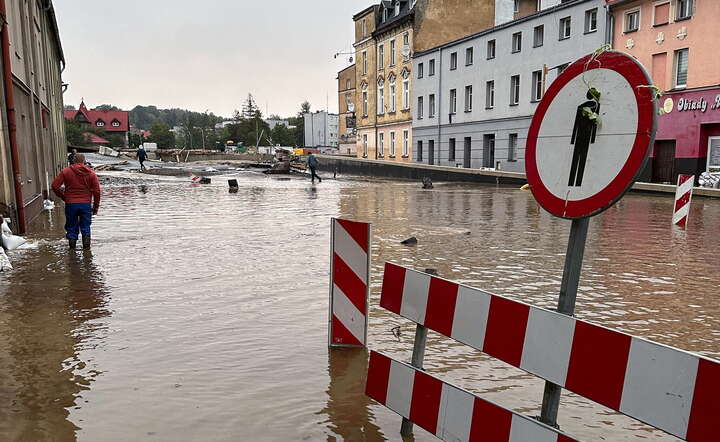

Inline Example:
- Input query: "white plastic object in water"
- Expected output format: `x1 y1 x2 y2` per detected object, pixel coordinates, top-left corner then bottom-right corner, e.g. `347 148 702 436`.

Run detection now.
43 199 55 210
1 219 11 235
2 233 27 251
0 248 11 271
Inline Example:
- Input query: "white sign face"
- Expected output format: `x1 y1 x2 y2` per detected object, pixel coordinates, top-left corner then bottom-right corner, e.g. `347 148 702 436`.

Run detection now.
536 69 638 201
526 50 656 219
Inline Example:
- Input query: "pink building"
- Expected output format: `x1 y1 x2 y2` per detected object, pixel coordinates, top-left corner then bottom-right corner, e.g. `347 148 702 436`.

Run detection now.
609 0 720 183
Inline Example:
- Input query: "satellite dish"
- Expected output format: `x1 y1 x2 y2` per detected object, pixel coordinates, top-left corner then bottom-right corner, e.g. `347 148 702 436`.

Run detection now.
348 103 355 112
401 45 411 59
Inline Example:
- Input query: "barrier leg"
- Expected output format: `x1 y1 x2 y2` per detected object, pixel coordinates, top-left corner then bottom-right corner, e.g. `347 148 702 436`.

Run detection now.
539 218 589 427
400 268 436 437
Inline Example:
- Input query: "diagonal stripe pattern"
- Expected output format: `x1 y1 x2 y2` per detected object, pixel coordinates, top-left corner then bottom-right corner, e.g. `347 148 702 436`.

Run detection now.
379 263 719 441
673 174 694 227
366 351 580 442
329 218 370 347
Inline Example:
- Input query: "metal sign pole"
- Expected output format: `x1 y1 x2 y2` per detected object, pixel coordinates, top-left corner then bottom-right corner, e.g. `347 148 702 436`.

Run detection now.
539 217 589 427
400 268 436 437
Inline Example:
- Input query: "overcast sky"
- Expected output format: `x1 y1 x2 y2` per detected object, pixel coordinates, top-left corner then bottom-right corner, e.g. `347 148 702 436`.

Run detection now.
55 0 368 119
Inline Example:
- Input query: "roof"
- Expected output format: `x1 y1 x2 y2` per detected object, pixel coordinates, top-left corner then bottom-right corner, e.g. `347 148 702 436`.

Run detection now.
45 1 65 64
374 0 415 35
83 132 110 144
64 101 130 132
353 4 379 21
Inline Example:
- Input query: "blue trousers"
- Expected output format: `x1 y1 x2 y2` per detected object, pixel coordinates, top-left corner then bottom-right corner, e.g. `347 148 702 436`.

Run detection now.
65 202 93 240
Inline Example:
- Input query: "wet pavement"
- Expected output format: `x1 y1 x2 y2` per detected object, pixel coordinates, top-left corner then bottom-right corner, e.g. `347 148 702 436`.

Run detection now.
0 171 718 441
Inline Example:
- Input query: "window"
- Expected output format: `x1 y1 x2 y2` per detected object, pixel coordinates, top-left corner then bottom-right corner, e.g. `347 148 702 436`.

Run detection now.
402 79 409 110
559 17 571 39
395 1 400 16
533 25 544 47
654 2 670 26
450 52 458 70
390 39 396 66
508 133 518 162
510 75 520 106
402 130 409 157
403 33 410 61
514 0 520 14
429 59 435 76
465 85 473 112
429 94 436 117
390 131 396 156
674 48 688 88
96 121 105 127
531 70 543 102
378 132 385 156
417 140 423 161
585 8 598 33
378 44 385 70
512 32 522 53
346 79 351 89
363 134 368 156
389 81 396 112
487 40 496 59
378 85 385 114
383 7 388 22
362 51 367 75
112 121 121 127
449 138 456 161
676 0 693 20
624 9 639 33
486 81 495 108
362 90 368 116
418 96 424 119
558 62 570 74
466 47 474 66
418 62 424 78
449 89 457 114
362 19 367 37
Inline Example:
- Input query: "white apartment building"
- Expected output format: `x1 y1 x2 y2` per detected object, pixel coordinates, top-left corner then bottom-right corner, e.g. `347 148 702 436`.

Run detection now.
304 111 340 148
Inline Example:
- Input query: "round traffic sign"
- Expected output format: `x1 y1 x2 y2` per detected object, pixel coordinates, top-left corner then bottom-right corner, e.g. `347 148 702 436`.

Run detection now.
526 50 657 219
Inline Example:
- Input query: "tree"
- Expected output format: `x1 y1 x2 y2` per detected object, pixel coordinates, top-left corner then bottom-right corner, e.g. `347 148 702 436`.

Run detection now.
293 101 311 147
129 133 143 148
269 123 295 146
95 104 121 111
107 134 125 148
64 104 76 111
65 119 85 146
148 122 175 149
298 101 311 117
242 94 258 120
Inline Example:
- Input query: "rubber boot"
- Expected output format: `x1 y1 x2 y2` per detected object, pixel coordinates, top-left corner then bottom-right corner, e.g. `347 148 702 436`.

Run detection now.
69 239 77 249
82 235 91 250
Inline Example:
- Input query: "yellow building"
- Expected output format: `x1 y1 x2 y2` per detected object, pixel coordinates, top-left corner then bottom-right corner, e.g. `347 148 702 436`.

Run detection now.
337 64 356 156
0 0 66 232
353 5 380 160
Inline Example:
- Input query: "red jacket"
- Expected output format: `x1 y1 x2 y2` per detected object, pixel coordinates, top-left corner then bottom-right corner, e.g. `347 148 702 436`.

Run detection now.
52 164 101 211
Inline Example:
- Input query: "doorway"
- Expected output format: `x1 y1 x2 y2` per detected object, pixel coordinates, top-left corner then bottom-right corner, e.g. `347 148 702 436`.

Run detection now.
463 137 471 168
483 134 495 168
652 140 676 183
428 140 435 165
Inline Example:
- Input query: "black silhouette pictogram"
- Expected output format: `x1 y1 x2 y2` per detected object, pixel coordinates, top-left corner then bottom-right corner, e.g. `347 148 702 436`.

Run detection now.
568 91 600 187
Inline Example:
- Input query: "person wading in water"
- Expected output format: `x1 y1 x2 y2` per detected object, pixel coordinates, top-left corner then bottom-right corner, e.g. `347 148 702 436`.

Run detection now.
52 153 102 250
137 145 148 171
308 152 322 183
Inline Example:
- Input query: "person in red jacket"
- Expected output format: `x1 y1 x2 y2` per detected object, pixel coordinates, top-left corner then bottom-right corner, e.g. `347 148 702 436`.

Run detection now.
52 153 101 250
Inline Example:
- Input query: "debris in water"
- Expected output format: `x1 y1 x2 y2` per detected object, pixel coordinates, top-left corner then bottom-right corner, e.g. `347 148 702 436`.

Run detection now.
401 237 418 245
0 248 11 271
43 200 55 211
422 177 434 189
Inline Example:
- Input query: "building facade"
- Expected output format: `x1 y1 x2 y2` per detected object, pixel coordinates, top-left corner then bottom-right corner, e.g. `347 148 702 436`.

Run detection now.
609 0 720 182
0 0 66 232
303 111 339 148
413 0 606 170
64 101 130 147
354 5 380 159
337 64 357 155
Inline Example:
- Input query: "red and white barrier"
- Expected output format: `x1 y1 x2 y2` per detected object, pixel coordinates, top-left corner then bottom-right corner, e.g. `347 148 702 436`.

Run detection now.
673 174 695 227
328 218 370 347
366 351 578 442
380 263 718 441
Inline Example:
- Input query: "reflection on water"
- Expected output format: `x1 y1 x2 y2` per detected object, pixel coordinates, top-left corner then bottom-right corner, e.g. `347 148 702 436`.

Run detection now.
0 172 717 441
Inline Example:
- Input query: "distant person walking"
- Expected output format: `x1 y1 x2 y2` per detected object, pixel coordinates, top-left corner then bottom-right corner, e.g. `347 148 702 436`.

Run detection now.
52 153 101 250
67 149 77 165
308 153 322 183
137 146 148 171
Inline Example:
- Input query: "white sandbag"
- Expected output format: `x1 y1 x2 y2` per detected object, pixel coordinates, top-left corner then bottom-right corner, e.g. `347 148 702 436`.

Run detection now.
2 233 26 251
1 219 11 236
0 248 11 271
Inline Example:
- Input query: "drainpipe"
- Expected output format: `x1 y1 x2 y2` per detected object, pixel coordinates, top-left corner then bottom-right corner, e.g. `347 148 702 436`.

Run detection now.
0 0 26 233
437 47 442 164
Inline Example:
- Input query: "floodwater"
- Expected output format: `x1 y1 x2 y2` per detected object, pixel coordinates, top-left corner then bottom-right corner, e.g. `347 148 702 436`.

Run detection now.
0 170 718 442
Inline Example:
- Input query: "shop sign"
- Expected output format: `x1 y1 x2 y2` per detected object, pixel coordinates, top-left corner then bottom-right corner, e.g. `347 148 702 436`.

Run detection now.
672 94 720 113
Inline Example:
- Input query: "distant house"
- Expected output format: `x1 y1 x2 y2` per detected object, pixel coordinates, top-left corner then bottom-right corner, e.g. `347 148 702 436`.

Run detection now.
64 101 130 146
83 133 110 145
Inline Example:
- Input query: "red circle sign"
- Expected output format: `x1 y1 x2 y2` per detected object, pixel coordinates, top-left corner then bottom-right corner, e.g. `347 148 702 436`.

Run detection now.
526 51 657 219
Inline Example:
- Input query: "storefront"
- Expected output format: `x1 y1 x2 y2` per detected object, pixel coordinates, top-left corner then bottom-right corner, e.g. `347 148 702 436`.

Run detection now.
641 87 720 183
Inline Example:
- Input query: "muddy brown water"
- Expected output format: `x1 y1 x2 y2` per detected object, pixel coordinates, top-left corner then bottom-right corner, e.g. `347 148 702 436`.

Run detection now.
0 172 718 441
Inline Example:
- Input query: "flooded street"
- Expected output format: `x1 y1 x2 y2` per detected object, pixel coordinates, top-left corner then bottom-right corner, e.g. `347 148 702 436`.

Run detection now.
0 171 718 441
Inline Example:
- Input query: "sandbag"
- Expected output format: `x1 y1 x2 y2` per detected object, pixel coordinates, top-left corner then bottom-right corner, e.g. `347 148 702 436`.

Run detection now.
0 248 11 271
2 233 26 251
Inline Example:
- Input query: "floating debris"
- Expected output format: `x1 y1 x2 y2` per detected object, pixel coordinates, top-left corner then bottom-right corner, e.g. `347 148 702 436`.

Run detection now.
401 237 418 245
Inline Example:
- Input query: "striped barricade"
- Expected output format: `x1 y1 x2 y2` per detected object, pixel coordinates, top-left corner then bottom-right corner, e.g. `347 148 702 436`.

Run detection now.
366 351 578 442
328 218 371 347
374 263 718 441
673 174 695 227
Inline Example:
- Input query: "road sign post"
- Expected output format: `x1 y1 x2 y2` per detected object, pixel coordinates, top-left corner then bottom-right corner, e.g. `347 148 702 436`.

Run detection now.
525 50 658 428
